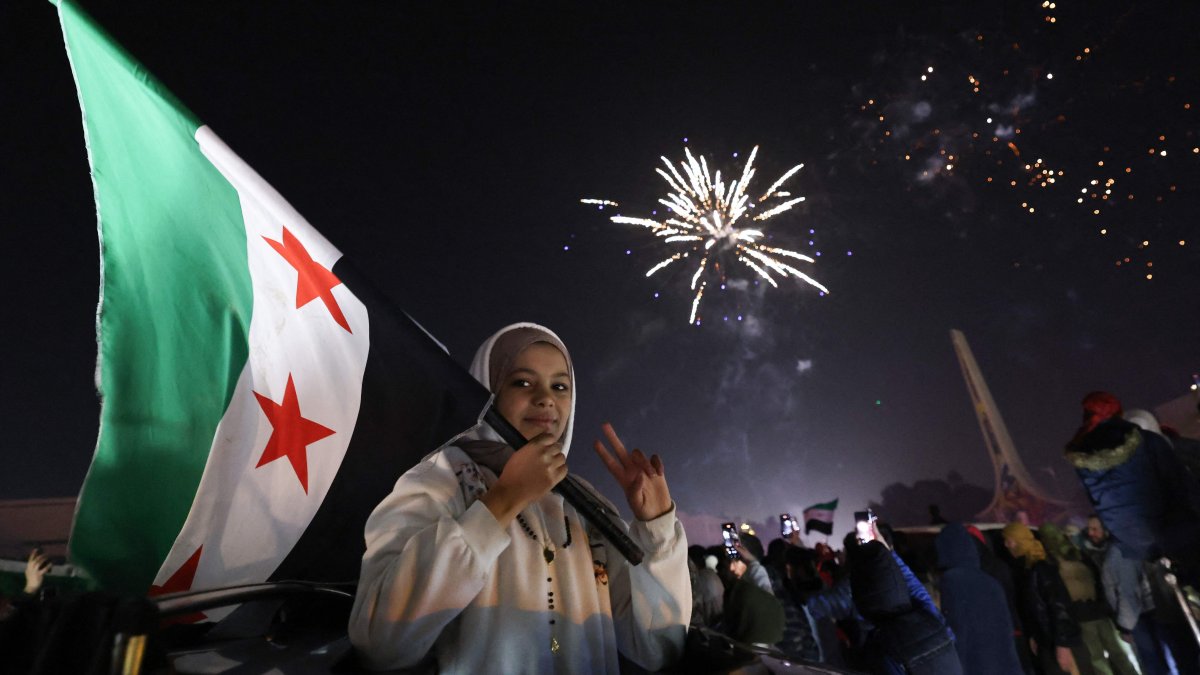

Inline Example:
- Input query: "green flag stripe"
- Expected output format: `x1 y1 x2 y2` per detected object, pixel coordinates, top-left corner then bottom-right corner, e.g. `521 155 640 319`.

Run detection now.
806 499 838 512
59 0 254 594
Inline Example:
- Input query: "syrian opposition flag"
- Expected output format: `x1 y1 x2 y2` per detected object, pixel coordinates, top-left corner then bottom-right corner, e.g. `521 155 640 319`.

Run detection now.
57 0 489 606
803 499 838 536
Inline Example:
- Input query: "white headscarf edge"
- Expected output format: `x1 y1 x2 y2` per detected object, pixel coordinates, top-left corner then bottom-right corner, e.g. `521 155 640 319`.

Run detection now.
452 322 577 457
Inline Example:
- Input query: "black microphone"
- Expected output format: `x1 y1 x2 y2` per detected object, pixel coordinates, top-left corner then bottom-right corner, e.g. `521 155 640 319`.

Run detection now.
482 407 645 565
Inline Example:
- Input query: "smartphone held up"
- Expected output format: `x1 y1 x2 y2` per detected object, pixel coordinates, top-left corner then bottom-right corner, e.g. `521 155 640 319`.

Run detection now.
721 522 740 559
854 509 876 544
780 513 797 537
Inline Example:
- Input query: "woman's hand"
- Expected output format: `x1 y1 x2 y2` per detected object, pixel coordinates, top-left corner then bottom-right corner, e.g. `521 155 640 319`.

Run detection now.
594 423 672 521
481 433 566 526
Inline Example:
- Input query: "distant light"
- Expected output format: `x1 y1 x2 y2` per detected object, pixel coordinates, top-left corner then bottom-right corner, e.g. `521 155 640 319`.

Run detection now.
1046 73 1054 80
847 250 853 256
987 117 993 123
927 66 934 73
875 400 882 406
683 137 688 143
1192 384 1198 391
737 315 743 321
653 292 660 298
563 245 570 251
625 249 631 255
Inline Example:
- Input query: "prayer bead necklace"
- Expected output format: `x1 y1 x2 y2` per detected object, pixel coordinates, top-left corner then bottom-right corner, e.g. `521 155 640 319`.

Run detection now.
515 512 573 563
515 511 573 655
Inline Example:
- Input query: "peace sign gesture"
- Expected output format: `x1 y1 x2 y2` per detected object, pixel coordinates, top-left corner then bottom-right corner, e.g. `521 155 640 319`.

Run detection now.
594 422 673 521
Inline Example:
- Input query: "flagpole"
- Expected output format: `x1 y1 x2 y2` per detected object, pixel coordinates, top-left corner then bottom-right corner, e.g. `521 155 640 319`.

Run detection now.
483 407 645 565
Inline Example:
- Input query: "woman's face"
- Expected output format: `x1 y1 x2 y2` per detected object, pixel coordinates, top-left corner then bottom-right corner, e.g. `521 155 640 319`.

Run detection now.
494 342 571 442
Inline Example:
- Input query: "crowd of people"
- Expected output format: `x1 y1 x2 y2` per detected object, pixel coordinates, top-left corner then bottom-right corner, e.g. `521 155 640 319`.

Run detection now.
1 314 1197 675
686 391 1200 674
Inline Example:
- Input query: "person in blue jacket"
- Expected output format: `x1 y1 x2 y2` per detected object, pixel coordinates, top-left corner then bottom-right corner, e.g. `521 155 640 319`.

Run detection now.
1064 391 1200 588
850 540 962 675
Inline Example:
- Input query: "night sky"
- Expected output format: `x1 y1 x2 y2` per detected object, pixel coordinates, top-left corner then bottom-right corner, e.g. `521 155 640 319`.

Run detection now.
4 1 1198 542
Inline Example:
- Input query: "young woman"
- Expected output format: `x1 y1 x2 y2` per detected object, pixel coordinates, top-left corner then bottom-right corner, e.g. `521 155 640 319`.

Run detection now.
349 323 691 673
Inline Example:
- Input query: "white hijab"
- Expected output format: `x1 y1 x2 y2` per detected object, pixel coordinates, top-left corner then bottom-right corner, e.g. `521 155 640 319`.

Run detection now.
455 322 576 472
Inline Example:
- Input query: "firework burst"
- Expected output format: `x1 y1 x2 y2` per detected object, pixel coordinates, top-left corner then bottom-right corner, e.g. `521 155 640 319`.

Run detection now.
587 146 828 324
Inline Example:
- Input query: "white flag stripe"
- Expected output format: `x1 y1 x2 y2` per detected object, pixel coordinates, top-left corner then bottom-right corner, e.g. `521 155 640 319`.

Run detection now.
152 127 369 606
803 509 834 522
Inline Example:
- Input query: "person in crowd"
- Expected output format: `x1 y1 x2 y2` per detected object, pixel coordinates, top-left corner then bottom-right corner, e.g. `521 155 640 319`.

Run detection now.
1039 523 1139 675
349 323 690 673
1003 522 1083 675
715 546 786 648
1158 423 1200 480
966 525 1038 674
0 549 54 673
1127 407 1200 483
875 522 952 644
929 505 949 526
850 539 963 675
784 544 858 666
23 548 52 598
1115 406 1200 674
1065 392 1200 588
1097 535 1164 675
814 542 840 586
1081 515 1112 573
761 538 825 663
935 523 1024 674
688 545 725 629
1108 550 1200 675
1079 513 1197 675
732 532 773 594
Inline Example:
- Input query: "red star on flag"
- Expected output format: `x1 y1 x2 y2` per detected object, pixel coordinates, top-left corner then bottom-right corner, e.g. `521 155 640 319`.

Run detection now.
149 546 206 624
253 374 335 493
263 226 352 332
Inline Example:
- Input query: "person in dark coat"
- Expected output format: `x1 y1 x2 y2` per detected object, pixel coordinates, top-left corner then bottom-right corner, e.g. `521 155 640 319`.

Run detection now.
935 523 1024 674
1064 392 1200 587
765 545 824 664
788 544 859 666
715 548 786 647
966 525 1037 674
850 540 962 675
1003 522 1084 675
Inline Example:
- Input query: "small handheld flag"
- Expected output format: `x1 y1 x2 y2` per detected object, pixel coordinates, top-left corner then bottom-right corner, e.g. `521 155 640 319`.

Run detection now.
803 498 839 536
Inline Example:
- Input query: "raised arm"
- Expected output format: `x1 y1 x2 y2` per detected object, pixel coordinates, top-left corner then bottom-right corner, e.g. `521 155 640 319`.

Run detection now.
593 423 691 670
